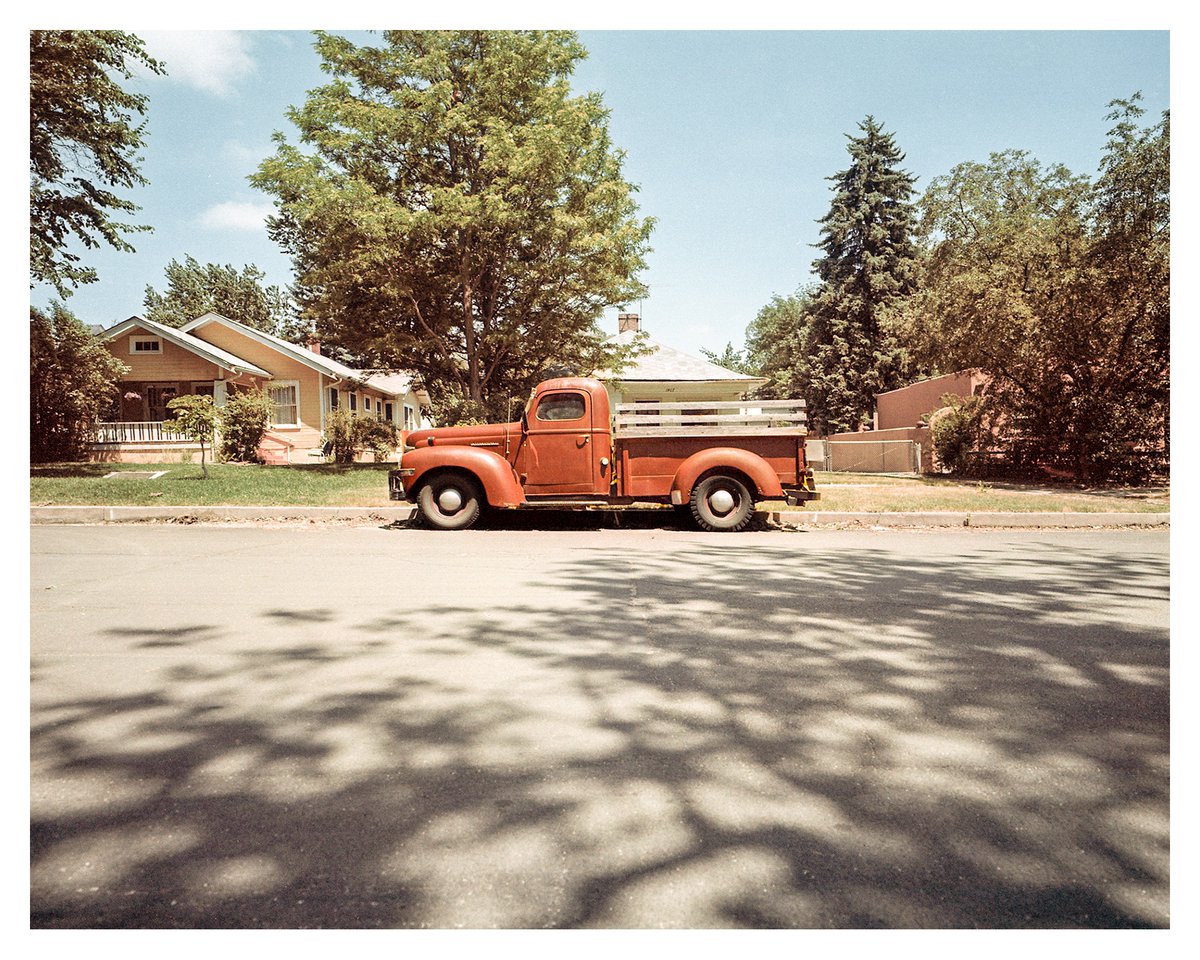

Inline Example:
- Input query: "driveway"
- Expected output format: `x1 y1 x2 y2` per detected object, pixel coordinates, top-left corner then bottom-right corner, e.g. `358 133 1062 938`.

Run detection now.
30 523 1170 927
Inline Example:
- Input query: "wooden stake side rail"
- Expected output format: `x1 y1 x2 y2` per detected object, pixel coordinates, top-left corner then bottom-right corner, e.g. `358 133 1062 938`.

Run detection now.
615 400 808 438
617 425 809 437
615 400 806 411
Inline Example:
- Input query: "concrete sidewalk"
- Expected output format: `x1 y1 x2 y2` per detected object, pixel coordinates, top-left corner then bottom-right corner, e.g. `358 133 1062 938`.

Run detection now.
28 504 1168 528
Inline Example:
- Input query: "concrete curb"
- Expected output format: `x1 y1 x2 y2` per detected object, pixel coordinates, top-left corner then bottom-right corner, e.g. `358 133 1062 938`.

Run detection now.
29 505 417 524
767 510 1169 529
29 505 1167 528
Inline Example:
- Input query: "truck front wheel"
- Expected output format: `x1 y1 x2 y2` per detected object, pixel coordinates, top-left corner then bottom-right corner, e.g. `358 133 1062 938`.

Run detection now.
417 473 483 530
690 474 754 532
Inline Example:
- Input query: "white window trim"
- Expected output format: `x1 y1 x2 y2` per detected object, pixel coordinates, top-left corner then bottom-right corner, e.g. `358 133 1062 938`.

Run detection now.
267 379 301 429
130 336 162 355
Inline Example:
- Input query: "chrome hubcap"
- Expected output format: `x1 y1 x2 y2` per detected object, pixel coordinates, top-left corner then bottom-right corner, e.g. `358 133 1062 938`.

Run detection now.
708 489 735 515
437 487 464 513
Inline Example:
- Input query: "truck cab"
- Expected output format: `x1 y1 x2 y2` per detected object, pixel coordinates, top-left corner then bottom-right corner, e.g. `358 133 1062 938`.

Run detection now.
513 379 612 496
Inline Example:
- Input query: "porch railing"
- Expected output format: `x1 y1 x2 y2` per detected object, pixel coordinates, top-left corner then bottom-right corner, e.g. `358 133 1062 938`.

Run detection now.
93 421 197 444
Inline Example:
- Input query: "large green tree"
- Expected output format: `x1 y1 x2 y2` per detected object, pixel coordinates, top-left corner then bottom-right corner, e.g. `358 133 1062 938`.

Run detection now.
30 303 128 462
30 30 164 297
897 96 1168 482
143 256 303 340
797 117 919 434
252 30 654 421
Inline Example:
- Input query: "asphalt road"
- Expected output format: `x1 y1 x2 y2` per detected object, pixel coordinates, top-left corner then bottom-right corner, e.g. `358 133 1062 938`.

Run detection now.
30 520 1170 928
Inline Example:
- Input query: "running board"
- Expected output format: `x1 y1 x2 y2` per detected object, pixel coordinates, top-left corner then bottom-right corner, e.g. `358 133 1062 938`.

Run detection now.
516 499 667 510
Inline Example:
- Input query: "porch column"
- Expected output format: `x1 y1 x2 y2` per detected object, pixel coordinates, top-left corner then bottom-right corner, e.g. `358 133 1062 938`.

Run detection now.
213 380 227 453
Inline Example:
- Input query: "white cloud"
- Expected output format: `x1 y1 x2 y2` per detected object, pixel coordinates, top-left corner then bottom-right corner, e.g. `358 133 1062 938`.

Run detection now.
143 31 256 97
198 201 274 232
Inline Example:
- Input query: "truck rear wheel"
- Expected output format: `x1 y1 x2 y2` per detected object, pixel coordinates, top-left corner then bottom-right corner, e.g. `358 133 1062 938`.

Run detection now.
690 473 754 532
417 473 483 530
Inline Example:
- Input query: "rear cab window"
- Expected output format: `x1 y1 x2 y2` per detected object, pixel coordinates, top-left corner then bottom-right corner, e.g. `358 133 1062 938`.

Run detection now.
536 393 586 422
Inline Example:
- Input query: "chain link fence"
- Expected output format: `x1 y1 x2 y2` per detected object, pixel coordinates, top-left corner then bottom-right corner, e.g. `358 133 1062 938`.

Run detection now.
807 439 922 474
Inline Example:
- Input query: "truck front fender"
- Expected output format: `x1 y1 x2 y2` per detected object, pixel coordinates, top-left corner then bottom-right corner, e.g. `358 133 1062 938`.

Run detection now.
670 448 785 504
402 446 526 508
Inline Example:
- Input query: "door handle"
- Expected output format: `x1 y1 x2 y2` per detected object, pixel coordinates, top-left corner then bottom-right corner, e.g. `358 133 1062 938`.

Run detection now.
578 435 590 446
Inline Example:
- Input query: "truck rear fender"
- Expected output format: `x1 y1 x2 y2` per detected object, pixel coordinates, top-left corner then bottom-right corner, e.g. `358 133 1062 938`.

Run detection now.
670 448 785 504
402 446 526 508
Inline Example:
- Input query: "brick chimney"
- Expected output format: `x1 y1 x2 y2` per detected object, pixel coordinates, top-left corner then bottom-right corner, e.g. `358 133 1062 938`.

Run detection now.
618 312 640 333
306 335 321 354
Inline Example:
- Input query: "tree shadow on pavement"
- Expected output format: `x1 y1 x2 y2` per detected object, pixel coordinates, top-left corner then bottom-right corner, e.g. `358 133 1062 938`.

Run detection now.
30 533 1169 928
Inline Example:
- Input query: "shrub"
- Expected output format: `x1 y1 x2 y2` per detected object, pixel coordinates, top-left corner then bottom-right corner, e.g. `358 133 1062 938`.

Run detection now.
357 417 400 462
929 394 989 475
30 303 127 462
219 388 273 462
323 409 399 463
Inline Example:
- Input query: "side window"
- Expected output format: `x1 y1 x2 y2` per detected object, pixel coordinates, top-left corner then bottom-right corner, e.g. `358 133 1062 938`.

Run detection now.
535 393 586 422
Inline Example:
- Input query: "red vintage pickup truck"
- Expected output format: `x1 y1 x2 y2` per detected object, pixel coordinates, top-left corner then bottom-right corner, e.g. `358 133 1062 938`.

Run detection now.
389 376 819 531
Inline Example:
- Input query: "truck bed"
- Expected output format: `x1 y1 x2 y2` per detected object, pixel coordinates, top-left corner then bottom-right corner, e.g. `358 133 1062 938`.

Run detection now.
613 400 808 499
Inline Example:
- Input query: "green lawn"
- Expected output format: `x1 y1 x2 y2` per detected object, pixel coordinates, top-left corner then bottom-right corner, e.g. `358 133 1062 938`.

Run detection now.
30 463 1168 513
30 462 398 507
780 471 1169 514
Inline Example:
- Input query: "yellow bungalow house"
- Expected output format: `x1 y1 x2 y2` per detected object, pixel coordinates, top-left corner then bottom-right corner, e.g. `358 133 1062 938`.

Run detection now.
96 312 431 464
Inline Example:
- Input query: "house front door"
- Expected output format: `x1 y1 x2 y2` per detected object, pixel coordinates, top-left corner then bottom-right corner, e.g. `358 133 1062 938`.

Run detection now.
146 384 178 421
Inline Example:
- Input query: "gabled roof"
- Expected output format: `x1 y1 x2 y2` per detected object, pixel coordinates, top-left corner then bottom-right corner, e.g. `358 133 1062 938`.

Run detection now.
179 312 419 399
98 316 272 378
599 329 768 385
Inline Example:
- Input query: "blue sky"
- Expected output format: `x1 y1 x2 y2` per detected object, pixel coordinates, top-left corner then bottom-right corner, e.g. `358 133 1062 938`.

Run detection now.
29 27 1170 358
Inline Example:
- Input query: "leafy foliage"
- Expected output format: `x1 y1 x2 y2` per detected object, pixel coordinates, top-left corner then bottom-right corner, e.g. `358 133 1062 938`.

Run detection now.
218 388 275 464
323 409 399 463
252 30 654 422
163 394 217 478
897 95 1169 482
30 31 164 296
143 256 303 340
741 288 819 400
699 343 754 376
929 395 991 474
30 303 129 462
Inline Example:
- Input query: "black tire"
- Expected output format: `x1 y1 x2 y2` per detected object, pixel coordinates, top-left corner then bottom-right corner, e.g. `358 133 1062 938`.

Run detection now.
672 503 696 528
690 473 754 532
417 473 483 530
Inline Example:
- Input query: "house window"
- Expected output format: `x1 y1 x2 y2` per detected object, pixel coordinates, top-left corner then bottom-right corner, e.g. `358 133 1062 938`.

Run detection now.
130 336 161 355
364 396 373 414
329 387 339 410
384 403 394 422
404 405 416 430
349 392 358 412
268 381 300 427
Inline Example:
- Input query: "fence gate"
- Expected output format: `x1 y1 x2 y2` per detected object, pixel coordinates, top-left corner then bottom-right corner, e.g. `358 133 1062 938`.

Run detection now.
808 440 922 474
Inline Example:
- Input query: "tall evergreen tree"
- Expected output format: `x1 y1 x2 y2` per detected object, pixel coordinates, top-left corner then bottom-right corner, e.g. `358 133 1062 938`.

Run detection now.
797 117 918 434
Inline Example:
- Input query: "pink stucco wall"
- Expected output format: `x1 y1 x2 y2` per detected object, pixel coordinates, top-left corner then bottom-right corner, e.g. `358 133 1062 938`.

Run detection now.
875 370 987 430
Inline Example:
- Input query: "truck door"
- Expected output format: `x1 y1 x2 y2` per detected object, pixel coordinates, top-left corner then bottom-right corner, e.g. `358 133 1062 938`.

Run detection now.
522 390 595 494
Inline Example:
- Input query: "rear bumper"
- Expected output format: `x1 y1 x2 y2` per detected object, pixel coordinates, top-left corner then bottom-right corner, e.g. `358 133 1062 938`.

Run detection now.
784 488 820 506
